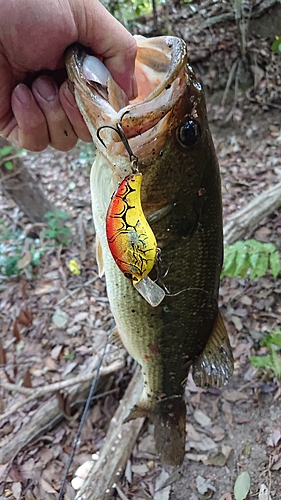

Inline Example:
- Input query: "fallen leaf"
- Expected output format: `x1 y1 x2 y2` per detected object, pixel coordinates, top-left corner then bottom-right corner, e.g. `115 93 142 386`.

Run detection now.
266 429 281 447
131 463 149 474
155 469 171 500
222 400 233 426
259 484 272 500
196 475 216 495
12 482 22 500
234 471 250 500
190 435 217 451
211 425 225 442
185 453 208 463
52 309 69 328
186 422 201 441
17 309 32 327
218 494 232 500
40 478 57 494
194 409 212 427
17 250 32 270
223 391 248 403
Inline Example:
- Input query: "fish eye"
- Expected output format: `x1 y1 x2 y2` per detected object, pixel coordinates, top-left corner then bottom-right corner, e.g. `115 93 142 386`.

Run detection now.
177 119 201 148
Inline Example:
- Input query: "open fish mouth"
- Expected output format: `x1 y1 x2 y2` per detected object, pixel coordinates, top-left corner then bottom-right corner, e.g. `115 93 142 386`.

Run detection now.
65 36 190 164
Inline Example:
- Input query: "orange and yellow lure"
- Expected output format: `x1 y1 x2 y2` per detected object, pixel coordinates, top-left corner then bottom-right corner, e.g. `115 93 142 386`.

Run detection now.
106 173 157 283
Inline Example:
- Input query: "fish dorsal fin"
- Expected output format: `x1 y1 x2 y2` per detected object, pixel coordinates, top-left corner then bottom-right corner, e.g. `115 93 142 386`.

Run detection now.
193 311 233 388
96 235 105 277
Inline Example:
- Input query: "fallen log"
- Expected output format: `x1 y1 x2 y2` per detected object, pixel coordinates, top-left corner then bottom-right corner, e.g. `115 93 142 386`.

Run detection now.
0 356 125 464
75 368 144 500
224 180 281 246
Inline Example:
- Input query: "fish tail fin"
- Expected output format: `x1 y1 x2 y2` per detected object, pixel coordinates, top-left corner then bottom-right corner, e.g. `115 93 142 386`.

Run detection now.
153 398 186 467
125 397 186 466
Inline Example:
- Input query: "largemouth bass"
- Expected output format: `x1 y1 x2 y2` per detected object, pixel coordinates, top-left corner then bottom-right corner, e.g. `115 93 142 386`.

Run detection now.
65 36 233 467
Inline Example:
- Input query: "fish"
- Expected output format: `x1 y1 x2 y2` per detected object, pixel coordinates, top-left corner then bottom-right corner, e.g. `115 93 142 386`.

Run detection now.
65 36 233 467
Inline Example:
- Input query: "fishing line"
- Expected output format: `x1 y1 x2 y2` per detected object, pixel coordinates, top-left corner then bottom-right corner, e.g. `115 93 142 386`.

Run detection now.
58 340 108 499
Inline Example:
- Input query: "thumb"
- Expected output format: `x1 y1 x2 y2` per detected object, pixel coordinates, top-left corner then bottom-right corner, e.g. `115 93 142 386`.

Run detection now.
71 0 137 99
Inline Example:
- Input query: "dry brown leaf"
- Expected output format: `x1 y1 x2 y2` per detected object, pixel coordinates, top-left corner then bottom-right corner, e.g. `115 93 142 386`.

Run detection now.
40 478 57 494
194 409 212 427
12 482 22 500
17 309 32 327
223 390 248 403
13 320 21 341
23 369 32 388
0 338 7 365
266 429 281 447
185 452 208 463
186 422 201 441
218 494 232 500
211 425 225 442
222 400 233 426
17 251 32 270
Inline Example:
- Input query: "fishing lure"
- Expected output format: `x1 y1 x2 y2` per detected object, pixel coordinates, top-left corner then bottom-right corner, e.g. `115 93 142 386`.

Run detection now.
106 172 157 283
98 118 165 307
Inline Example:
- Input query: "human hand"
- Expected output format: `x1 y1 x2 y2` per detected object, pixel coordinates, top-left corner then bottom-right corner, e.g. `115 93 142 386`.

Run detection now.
0 0 137 151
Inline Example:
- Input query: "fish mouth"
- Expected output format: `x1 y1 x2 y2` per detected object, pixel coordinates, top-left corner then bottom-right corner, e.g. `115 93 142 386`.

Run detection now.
65 36 188 159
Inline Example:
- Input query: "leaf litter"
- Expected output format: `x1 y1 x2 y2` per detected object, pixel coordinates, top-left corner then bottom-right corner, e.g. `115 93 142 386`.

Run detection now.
1 2 281 498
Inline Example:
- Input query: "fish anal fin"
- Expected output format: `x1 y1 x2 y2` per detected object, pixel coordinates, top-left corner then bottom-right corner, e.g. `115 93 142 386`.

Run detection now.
193 310 234 388
96 235 104 277
108 326 124 349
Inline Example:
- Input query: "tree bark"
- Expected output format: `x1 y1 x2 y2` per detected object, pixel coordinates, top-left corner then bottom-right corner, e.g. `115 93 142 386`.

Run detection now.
0 138 54 223
224 181 281 246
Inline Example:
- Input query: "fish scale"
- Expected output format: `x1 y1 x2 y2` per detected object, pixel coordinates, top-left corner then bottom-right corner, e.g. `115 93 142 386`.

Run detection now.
66 35 234 466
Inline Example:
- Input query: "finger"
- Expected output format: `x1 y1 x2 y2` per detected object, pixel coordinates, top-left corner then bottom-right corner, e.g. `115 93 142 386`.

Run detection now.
32 76 78 151
73 0 137 99
11 84 49 151
59 82 92 143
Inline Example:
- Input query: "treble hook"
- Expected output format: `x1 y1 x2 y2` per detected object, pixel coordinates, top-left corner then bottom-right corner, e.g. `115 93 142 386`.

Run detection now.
97 111 138 173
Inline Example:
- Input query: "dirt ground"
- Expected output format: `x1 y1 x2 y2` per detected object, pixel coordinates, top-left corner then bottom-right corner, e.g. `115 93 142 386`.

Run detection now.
1 2 281 499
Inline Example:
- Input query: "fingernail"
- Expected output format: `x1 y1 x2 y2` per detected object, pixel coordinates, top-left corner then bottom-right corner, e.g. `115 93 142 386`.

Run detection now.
14 84 32 105
34 77 58 101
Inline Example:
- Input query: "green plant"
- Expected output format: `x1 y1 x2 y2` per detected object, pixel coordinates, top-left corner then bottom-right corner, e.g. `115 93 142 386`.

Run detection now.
250 330 281 379
271 36 281 52
222 239 280 279
0 222 48 276
41 211 72 245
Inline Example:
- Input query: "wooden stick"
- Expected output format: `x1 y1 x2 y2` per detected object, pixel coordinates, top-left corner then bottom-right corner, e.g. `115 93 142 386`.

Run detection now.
0 357 125 463
75 368 144 500
224 181 281 246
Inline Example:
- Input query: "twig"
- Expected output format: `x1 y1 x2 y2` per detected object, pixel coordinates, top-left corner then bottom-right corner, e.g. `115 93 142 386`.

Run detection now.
221 58 239 106
0 359 124 423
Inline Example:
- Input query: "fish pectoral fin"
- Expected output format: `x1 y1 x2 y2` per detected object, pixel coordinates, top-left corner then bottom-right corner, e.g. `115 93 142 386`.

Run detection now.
192 310 234 388
124 403 148 422
108 326 125 349
96 235 104 277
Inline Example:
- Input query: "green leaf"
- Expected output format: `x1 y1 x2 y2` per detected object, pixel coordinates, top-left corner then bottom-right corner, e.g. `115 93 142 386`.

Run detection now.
234 471 250 500
234 249 249 277
5 256 20 276
271 350 281 378
250 355 272 369
269 251 280 278
255 252 269 278
4 160 14 171
0 145 12 158
271 37 281 52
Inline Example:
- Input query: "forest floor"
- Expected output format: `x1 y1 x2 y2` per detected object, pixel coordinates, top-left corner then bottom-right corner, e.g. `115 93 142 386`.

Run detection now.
1 2 281 499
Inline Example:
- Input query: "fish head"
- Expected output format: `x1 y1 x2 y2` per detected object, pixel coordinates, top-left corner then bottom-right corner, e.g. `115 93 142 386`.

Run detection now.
65 36 213 218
